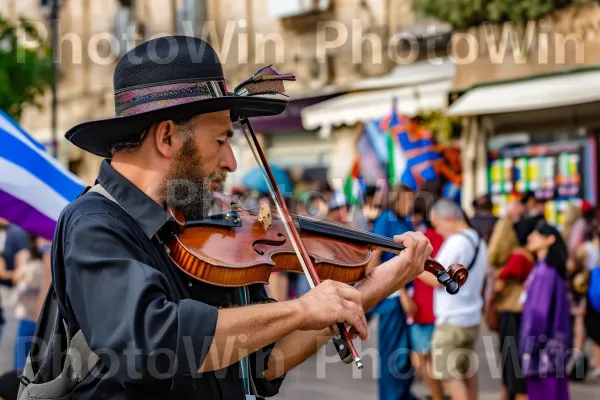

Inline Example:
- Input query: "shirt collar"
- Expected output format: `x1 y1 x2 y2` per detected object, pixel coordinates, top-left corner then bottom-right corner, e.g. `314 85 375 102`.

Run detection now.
96 159 174 238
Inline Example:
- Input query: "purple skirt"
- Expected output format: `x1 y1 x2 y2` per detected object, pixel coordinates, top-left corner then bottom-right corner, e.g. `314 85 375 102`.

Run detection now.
527 377 569 400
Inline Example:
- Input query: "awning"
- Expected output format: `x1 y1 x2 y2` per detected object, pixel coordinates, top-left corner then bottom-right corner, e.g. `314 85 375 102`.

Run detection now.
301 80 452 136
447 67 600 117
298 59 455 135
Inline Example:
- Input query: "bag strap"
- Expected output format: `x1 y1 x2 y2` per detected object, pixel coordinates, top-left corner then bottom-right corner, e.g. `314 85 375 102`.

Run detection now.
458 230 482 271
88 184 122 208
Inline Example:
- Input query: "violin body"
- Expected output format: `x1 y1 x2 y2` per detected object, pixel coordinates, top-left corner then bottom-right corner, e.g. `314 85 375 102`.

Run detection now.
167 195 468 293
168 210 373 287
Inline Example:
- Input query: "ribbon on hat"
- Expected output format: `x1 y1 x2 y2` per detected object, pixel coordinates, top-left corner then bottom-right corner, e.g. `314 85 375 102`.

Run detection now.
114 79 228 117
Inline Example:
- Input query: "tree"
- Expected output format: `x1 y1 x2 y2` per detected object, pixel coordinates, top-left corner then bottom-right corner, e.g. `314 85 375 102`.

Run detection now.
0 16 52 121
413 0 593 30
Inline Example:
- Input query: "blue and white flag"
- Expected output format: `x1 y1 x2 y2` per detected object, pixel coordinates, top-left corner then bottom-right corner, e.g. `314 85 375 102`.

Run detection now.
0 109 85 240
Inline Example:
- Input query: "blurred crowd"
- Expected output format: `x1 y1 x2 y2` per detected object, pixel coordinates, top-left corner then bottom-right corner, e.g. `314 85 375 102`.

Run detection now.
0 217 52 399
1 170 600 400
226 168 600 400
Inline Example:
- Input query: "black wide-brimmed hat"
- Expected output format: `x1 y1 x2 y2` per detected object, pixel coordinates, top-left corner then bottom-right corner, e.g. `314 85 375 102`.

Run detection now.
65 35 294 158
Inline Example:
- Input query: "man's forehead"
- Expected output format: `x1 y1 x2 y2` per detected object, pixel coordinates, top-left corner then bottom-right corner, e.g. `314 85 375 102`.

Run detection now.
193 110 233 133
194 109 231 122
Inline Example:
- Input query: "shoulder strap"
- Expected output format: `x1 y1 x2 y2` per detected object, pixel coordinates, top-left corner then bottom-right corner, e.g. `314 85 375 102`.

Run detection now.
458 231 482 271
88 184 191 301
88 184 124 209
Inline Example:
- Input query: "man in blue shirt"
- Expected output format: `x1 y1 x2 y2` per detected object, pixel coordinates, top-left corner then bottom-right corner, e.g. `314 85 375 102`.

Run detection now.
367 184 417 400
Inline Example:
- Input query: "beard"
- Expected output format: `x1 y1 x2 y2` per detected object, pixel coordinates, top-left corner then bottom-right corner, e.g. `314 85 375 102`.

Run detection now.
160 136 227 221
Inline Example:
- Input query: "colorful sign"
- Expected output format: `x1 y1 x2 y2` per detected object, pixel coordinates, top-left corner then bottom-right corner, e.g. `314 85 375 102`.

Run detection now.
488 141 588 229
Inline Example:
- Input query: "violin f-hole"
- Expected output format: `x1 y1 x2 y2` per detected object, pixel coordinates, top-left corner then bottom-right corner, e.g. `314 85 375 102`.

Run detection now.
252 233 287 255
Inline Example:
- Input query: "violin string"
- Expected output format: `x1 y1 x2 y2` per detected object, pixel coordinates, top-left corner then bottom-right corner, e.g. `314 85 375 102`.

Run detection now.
300 216 405 250
228 196 403 251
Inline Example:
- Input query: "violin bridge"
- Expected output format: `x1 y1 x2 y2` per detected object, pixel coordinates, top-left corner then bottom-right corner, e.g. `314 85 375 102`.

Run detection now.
258 203 272 231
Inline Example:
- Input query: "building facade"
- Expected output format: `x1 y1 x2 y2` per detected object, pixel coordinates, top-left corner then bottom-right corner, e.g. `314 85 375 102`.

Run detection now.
447 3 600 225
3 0 203 183
4 0 451 195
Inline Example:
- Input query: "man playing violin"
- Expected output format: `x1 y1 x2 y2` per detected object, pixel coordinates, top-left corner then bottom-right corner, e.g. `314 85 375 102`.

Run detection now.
46 36 432 400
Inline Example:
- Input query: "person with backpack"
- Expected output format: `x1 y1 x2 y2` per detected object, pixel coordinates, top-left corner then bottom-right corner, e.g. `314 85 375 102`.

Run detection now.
418 198 487 400
520 222 572 399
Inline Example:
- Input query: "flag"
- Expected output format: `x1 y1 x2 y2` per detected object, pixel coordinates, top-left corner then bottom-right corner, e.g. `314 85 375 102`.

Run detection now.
0 109 85 240
343 156 366 205
363 120 388 165
380 104 406 186
356 127 386 185
397 122 442 190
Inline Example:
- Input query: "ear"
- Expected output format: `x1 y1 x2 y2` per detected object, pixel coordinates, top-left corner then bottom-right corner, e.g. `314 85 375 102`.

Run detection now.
546 234 556 246
154 120 177 158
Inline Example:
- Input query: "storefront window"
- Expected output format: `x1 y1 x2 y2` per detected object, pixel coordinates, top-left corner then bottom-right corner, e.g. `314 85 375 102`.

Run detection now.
487 129 592 229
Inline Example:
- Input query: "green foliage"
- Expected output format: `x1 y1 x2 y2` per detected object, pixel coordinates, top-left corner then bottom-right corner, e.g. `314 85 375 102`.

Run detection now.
0 16 52 121
414 0 594 30
415 110 462 144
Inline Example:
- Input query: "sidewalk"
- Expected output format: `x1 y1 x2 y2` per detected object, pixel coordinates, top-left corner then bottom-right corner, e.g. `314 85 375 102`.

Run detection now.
2 313 600 399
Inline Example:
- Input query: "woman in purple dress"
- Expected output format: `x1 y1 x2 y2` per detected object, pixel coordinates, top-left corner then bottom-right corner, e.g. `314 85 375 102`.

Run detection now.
521 222 572 400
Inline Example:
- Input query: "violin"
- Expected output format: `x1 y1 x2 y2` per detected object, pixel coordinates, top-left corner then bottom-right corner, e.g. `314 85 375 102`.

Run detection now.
167 195 468 293
166 116 469 369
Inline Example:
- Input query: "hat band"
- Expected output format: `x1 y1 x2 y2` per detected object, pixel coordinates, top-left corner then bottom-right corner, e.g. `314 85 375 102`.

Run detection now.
114 80 228 117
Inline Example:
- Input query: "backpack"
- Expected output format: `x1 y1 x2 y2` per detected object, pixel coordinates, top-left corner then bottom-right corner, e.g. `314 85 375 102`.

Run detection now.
17 184 119 399
587 267 600 313
17 285 99 400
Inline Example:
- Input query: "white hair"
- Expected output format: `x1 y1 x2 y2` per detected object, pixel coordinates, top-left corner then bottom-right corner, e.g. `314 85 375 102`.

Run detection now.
432 198 465 221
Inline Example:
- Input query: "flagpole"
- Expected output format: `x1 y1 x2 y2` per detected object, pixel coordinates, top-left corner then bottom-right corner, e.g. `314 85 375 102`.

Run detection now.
50 0 59 158
50 0 60 158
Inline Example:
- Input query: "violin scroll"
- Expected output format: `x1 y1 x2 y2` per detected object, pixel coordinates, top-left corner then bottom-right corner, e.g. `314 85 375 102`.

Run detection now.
448 264 468 287
424 258 468 295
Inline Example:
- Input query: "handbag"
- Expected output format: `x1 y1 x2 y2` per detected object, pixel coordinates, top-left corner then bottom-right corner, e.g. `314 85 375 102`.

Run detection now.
484 291 500 332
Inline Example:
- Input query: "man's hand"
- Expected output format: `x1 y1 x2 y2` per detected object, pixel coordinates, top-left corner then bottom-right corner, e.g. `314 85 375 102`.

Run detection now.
384 232 432 288
201 280 369 373
295 280 368 340
264 232 432 380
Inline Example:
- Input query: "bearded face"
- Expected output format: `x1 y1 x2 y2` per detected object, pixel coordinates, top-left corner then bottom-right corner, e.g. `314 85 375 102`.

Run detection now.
161 135 227 221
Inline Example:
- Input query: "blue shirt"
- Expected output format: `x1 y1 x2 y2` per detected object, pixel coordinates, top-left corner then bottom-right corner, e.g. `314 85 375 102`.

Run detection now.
371 210 414 263
1 224 30 288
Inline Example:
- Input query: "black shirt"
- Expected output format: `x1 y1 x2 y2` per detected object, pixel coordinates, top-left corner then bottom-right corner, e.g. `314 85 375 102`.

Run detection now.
51 160 285 399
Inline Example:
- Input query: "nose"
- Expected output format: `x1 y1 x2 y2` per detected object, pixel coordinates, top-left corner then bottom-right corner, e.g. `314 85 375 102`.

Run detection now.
220 142 238 173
